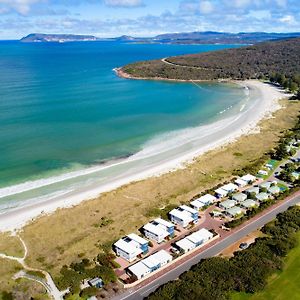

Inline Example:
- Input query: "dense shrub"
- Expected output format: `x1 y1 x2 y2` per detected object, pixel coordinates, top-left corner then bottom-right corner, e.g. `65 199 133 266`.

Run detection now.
123 38 300 93
55 257 117 292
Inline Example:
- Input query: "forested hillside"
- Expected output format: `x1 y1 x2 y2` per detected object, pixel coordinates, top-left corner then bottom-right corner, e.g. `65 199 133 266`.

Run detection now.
121 38 300 93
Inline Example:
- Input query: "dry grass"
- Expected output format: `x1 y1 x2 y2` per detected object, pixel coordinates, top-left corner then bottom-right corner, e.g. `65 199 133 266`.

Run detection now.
0 258 49 299
12 279 49 300
0 233 24 257
17 100 300 278
0 258 22 292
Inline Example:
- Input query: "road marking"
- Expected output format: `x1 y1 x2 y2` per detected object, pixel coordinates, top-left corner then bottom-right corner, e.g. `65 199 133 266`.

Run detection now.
140 284 159 296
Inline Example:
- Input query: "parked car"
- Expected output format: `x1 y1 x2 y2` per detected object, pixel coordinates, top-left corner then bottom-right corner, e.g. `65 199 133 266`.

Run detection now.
220 225 231 231
239 242 248 250
170 247 180 254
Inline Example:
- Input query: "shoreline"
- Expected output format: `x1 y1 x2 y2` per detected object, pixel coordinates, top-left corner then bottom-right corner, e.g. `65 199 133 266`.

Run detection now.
114 67 234 83
0 80 290 232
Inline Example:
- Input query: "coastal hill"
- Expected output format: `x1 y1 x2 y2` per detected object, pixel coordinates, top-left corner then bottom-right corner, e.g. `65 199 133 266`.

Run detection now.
114 32 300 44
120 38 300 83
21 33 99 43
20 31 300 44
154 31 300 44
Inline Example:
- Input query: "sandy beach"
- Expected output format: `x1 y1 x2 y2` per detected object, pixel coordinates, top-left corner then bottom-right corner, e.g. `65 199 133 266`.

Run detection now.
0 80 289 232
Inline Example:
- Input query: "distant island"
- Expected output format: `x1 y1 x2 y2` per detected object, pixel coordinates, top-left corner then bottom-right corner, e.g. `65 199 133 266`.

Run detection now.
118 37 300 94
20 31 300 44
20 33 100 43
149 31 300 44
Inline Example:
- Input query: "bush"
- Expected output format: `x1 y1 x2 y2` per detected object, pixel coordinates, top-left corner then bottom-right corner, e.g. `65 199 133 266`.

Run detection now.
26 270 46 279
55 254 117 291
79 287 98 298
145 204 177 220
1 292 13 300
94 217 114 228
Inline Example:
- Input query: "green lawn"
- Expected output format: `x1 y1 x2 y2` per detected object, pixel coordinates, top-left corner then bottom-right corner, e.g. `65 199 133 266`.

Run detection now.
231 231 300 300
256 159 281 180
277 182 289 191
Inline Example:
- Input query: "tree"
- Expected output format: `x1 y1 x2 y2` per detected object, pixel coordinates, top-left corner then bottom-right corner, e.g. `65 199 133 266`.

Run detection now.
285 162 296 173
249 192 257 199
260 187 268 193
289 81 298 92
273 143 289 160
1 292 13 300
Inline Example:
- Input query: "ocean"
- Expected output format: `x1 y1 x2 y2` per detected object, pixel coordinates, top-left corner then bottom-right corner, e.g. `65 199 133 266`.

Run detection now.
0 41 246 213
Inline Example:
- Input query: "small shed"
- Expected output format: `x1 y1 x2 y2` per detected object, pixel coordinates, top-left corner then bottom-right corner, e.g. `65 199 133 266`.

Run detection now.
88 277 104 288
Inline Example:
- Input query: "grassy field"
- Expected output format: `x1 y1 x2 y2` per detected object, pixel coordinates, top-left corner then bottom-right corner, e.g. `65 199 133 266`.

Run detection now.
0 233 24 257
0 100 298 293
231 231 300 300
0 258 22 292
0 258 50 300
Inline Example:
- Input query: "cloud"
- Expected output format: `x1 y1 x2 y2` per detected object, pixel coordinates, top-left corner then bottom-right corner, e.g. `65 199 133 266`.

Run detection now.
247 10 271 20
279 14 296 24
276 0 287 7
229 0 251 8
0 0 43 15
103 0 144 7
0 0 144 16
199 1 214 14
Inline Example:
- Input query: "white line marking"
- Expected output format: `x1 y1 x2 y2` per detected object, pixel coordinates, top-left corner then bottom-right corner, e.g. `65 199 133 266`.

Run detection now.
140 284 159 296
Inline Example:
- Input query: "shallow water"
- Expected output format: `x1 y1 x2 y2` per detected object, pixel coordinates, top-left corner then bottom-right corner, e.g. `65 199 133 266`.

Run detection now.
0 41 245 211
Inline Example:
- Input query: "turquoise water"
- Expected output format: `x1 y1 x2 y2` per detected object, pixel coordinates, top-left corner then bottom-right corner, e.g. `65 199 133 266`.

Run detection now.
0 41 244 205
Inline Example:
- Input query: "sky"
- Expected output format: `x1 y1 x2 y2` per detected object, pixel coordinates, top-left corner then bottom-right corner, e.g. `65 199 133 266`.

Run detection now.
0 0 299 39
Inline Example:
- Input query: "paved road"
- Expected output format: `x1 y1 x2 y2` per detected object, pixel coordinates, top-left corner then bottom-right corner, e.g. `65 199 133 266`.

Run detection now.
113 193 300 300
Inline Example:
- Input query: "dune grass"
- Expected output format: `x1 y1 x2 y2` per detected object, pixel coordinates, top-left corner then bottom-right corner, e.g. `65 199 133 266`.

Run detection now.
0 259 49 300
231 230 300 300
15 100 300 279
0 258 22 292
0 233 24 258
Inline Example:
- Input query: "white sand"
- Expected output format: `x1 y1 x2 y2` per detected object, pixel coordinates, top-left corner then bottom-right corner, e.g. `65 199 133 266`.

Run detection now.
0 80 289 232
